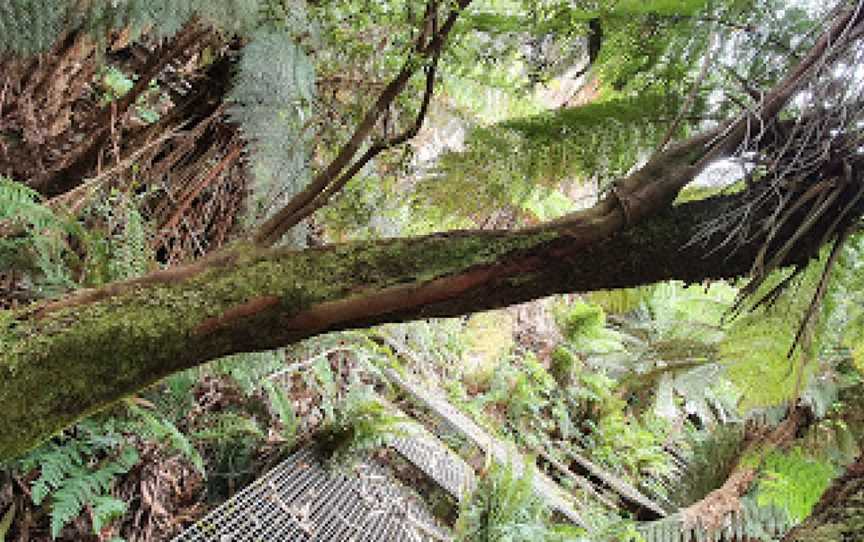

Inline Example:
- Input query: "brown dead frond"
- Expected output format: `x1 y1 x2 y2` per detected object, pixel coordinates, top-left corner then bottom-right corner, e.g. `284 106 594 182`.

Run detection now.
690 2 864 354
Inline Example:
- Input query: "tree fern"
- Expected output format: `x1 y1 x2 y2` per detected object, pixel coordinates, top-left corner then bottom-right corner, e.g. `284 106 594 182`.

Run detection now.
0 0 67 55
0 0 307 54
415 93 678 219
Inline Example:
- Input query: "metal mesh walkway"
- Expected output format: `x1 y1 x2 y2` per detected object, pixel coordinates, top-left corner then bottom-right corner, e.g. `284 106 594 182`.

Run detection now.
381 367 586 527
389 434 475 501
173 448 450 542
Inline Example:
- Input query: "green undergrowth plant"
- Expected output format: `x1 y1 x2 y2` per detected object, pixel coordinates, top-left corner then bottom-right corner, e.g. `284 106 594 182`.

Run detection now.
0 177 155 298
8 404 199 540
455 459 583 542
315 385 407 467
470 347 671 483
0 176 80 295
14 419 137 539
755 446 835 524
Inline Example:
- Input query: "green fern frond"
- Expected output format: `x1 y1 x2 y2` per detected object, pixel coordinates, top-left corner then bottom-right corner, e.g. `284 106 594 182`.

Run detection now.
263 380 299 444
228 28 316 225
416 93 676 219
89 495 128 534
0 0 67 55
126 402 204 474
756 446 835 524
15 420 138 539
0 0 310 55
315 386 405 466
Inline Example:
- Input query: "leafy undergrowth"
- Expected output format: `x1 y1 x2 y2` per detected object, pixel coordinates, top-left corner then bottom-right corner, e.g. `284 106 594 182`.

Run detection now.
0 325 414 541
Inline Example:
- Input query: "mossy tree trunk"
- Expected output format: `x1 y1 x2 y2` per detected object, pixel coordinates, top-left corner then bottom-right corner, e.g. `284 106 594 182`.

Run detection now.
0 173 844 460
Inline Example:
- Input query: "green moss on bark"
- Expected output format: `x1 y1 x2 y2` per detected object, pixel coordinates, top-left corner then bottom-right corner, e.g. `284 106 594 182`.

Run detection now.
0 231 556 459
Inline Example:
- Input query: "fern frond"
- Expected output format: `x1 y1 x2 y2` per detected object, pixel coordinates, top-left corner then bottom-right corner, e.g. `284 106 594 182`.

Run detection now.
89 495 128 534
0 0 311 55
263 380 299 444
415 93 677 219
126 403 204 474
228 28 316 225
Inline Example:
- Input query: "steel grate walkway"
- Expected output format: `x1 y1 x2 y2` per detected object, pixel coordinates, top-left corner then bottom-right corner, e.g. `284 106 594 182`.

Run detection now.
173 448 451 542
388 430 476 502
381 367 586 527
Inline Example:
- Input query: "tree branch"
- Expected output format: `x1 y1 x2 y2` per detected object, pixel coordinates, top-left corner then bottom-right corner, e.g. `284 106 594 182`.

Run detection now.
253 0 468 247
267 36 443 233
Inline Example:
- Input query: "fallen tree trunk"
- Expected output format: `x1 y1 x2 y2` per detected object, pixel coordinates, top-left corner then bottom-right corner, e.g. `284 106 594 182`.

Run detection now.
0 172 847 460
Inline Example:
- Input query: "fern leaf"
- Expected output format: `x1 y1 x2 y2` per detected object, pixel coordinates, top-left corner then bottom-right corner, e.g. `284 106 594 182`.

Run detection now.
89 495 128 534
228 29 315 224
126 403 204 474
263 380 298 444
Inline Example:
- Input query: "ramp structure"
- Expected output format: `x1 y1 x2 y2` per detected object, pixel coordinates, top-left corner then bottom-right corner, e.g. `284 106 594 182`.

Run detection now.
174 363 793 542
173 448 451 542
380 367 587 527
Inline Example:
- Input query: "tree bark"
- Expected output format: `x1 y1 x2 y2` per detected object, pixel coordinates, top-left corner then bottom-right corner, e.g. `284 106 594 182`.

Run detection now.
3 3 864 460
0 162 852 460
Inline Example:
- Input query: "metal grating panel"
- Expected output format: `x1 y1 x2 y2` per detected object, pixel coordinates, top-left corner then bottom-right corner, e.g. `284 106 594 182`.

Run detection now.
389 434 476 501
382 368 585 527
174 448 451 542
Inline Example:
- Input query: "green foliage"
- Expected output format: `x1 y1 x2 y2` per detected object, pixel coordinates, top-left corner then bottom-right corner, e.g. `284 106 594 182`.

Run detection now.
263 380 299 444
80 189 153 285
455 459 580 541
0 178 153 296
0 0 308 55
472 347 670 481
192 410 266 499
550 346 577 387
315 385 406 465
669 424 745 507
125 403 204 474
228 28 316 225
587 286 656 315
0 0 67 55
0 503 14 540
558 300 605 342
756 447 835 523
555 300 624 354
721 261 827 412
16 419 138 539
208 350 285 396
417 94 675 219
97 67 166 124
0 176 78 293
